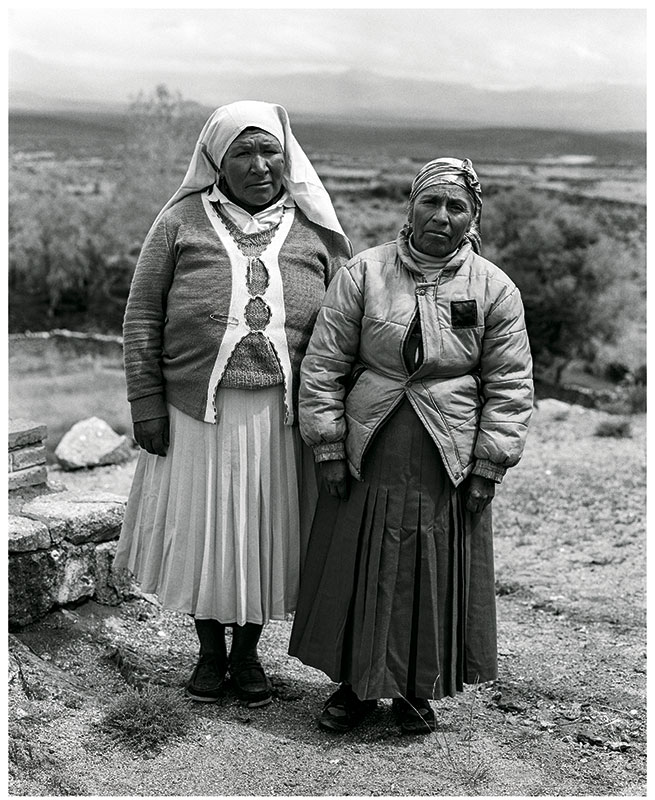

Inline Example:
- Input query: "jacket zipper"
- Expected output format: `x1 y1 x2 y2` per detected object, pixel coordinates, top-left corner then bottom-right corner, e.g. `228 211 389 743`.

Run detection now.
357 275 436 473
417 274 464 478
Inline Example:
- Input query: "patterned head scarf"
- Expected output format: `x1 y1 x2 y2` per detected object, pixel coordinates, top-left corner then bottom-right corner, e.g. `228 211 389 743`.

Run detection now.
152 100 350 250
407 157 483 254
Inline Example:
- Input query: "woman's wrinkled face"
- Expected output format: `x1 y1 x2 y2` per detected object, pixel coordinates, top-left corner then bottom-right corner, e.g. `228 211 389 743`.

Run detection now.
220 128 286 210
411 184 474 257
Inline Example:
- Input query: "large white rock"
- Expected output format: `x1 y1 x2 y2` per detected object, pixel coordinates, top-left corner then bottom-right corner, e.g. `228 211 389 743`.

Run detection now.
55 417 132 471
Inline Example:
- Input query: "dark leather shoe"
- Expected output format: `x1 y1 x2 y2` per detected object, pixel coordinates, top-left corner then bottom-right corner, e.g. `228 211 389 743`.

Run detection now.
230 656 273 707
318 684 377 732
186 653 227 702
392 697 436 734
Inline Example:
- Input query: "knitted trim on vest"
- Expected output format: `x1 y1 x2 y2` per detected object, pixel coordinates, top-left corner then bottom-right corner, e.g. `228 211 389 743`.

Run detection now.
201 193 296 424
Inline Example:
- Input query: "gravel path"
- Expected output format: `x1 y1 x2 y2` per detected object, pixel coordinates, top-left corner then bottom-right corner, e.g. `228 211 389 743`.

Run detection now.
8 401 646 796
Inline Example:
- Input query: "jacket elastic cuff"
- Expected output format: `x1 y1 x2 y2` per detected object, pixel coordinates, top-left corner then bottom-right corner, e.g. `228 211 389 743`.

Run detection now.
472 459 507 483
312 442 346 462
130 394 168 423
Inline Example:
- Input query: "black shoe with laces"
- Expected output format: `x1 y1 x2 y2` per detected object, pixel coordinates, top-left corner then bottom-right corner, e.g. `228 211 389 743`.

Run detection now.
229 655 273 707
186 653 227 702
318 684 377 732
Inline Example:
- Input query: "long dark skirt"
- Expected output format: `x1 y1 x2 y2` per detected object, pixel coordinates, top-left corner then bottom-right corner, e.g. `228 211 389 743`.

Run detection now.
288 399 497 701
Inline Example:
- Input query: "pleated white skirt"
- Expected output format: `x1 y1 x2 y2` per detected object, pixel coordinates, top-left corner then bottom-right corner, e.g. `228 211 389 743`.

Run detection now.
113 386 318 625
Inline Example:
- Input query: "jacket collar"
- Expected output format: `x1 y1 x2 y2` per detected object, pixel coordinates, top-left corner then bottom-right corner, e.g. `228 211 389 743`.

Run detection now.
395 225 472 277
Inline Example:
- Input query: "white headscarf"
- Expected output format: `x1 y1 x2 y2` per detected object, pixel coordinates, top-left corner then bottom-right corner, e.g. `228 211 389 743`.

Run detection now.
153 100 349 247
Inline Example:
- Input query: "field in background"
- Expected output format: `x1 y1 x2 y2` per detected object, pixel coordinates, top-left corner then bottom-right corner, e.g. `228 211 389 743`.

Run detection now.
5 335 636 463
8 109 647 450
9 110 647 207
8 336 131 461
9 110 647 162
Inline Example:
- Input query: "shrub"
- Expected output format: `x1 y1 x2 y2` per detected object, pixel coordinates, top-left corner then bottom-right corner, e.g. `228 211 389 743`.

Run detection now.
605 362 631 383
594 418 633 438
483 189 646 383
98 684 194 753
624 384 647 414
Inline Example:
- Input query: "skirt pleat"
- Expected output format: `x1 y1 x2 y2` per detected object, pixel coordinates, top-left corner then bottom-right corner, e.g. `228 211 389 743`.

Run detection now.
114 386 318 625
288 398 497 700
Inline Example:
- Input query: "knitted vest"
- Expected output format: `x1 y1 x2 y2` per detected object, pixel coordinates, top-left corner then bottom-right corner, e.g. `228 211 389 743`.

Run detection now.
201 193 295 421
123 192 350 426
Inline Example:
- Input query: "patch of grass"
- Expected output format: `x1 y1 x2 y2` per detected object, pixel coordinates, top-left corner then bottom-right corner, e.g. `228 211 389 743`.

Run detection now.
495 579 523 597
97 684 194 753
624 384 647 414
593 418 633 438
423 680 491 790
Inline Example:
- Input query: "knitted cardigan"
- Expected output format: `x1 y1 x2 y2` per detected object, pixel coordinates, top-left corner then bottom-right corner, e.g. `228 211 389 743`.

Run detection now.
123 191 351 426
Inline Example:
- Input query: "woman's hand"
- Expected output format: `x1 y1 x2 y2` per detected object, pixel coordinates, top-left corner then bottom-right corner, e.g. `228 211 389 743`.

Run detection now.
133 417 170 457
465 474 495 514
320 459 349 500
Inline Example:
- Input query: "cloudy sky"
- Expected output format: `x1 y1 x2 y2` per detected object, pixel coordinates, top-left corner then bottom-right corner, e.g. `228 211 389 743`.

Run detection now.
9 6 646 97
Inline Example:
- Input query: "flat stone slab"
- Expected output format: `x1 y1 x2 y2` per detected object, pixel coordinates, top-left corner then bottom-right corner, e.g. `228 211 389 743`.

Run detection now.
9 419 48 450
8 465 48 492
20 491 127 545
8 515 51 553
10 444 47 471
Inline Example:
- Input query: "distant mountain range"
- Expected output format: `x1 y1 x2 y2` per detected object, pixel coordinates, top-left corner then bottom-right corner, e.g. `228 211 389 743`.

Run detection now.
9 50 645 133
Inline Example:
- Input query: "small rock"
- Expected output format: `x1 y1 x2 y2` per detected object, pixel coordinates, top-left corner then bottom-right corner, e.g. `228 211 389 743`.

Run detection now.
575 727 605 747
536 398 572 418
607 741 630 752
55 417 131 471
493 690 527 713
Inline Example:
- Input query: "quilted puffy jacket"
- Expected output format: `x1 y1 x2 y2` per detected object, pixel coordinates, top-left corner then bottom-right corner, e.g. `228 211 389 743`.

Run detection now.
298 230 534 487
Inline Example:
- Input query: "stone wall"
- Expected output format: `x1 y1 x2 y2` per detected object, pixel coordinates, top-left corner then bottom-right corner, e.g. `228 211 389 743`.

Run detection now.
9 329 124 363
8 419 132 628
8 419 48 492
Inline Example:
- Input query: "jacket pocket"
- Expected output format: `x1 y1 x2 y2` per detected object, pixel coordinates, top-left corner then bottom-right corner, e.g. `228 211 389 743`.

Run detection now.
451 299 478 328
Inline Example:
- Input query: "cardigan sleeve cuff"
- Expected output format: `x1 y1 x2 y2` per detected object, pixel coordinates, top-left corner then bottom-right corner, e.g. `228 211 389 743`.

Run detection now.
130 394 168 423
472 459 507 483
312 441 346 462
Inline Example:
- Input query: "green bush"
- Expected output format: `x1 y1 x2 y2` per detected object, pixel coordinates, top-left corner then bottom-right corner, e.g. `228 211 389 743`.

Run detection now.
483 189 646 382
624 384 647 414
594 418 633 438
98 684 194 753
8 85 206 333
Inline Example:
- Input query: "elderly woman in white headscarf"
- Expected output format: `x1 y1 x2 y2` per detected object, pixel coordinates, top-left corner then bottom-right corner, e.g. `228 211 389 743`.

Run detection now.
289 157 533 734
114 101 351 708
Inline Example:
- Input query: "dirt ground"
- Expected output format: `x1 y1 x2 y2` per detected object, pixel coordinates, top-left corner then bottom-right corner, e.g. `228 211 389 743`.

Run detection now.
7 399 646 797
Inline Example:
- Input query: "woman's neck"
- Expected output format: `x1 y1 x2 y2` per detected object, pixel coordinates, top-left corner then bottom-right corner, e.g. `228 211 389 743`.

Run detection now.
408 235 458 266
220 181 285 216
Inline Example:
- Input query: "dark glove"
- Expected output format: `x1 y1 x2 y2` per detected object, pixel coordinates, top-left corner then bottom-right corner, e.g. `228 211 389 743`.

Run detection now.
465 474 495 514
133 416 169 457
319 459 350 500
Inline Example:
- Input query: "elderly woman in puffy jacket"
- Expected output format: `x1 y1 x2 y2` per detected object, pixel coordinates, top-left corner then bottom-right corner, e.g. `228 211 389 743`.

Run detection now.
288 157 533 735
